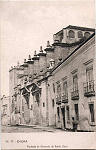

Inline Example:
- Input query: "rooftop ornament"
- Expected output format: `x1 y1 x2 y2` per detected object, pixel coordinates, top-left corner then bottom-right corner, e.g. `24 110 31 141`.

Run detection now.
24 59 26 63
32 50 39 60
34 50 37 56
40 46 43 53
44 41 54 52
47 41 51 47
17 61 20 67
28 55 31 60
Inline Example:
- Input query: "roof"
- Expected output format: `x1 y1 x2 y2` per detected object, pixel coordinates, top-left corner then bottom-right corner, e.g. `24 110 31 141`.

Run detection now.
51 32 95 73
54 25 95 35
65 25 95 32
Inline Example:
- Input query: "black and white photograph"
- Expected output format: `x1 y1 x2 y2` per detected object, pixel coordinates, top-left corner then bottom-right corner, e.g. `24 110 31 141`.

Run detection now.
0 0 96 149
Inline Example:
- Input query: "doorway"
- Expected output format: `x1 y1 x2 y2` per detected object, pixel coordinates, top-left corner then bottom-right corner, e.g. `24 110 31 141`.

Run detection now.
61 107 66 128
74 104 79 120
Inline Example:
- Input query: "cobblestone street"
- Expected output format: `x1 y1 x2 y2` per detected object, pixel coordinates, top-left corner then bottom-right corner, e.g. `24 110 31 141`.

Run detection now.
2 125 68 133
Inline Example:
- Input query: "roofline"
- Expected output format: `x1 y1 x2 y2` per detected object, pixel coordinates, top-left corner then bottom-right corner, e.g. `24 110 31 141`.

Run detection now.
65 25 95 32
51 32 95 73
54 25 95 35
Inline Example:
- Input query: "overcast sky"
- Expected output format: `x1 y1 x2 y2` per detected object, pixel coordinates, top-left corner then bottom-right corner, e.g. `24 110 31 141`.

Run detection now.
0 0 95 96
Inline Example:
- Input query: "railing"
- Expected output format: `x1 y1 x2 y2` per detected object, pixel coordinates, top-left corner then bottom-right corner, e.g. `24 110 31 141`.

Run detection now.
62 93 68 103
71 90 79 100
56 94 61 105
84 80 95 97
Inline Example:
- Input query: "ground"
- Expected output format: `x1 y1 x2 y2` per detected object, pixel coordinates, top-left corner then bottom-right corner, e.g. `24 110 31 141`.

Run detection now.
1 125 68 133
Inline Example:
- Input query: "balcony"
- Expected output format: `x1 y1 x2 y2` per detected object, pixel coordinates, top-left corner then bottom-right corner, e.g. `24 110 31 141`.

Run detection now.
56 95 61 105
61 93 68 103
71 90 79 100
84 81 95 97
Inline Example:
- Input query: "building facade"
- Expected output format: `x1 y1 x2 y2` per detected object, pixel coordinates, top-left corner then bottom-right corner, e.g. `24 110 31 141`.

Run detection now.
0 95 10 125
9 25 96 131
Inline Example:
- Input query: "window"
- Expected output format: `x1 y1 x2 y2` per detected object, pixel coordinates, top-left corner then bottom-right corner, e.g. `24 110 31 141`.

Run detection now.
78 31 83 38
84 32 90 38
59 32 63 42
57 107 60 121
89 103 95 122
53 83 55 93
74 104 79 120
52 99 55 108
73 74 78 91
14 94 17 101
57 82 61 100
3 106 7 115
22 105 24 111
63 81 68 96
49 59 55 69
68 30 75 38
31 105 33 110
22 113 24 117
43 102 45 107
86 67 93 82
57 82 61 94
19 106 20 113
66 106 70 120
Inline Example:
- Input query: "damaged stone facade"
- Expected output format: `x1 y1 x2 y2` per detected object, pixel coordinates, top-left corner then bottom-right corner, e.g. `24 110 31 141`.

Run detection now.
9 25 96 131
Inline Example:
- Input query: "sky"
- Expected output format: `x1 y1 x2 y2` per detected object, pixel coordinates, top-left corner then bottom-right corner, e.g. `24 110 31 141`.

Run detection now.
0 0 95 96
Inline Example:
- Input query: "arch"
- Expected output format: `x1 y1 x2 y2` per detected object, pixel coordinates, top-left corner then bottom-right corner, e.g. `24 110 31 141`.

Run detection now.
84 32 91 38
68 30 75 38
78 31 83 38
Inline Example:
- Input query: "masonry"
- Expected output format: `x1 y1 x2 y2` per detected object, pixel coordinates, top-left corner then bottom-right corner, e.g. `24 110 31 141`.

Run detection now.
9 25 96 131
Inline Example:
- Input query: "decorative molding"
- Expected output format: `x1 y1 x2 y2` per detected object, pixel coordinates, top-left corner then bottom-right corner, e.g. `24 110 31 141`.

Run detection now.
83 58 93 65
62 76 67 81
71 69 78 74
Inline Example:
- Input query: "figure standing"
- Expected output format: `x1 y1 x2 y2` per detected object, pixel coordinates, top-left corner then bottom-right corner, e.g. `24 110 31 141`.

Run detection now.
72 117 78 132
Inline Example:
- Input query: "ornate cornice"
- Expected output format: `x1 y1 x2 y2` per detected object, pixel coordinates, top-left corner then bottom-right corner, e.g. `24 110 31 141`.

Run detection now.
44 47 54 52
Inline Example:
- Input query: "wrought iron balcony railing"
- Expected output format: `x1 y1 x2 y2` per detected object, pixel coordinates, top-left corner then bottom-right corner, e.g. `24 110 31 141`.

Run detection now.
61 93 68 103
71 90 79 100
56 95 61 105
84 80 95 97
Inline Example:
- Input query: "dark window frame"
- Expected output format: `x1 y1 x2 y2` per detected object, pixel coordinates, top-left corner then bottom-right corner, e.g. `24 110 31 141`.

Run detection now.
52 99 55 108
74 104 79 120
68 30 75 38
89 103 95 122
78 31 83 38
43 102 45 107
73 74 78 91
66 105 70 120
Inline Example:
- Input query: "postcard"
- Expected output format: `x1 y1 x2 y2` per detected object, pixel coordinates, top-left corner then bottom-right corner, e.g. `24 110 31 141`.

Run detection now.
0 0 96 149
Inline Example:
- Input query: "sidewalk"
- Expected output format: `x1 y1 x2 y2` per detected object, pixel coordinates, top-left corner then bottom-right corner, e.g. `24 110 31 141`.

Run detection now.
13 124 69 132
17 124 58 132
